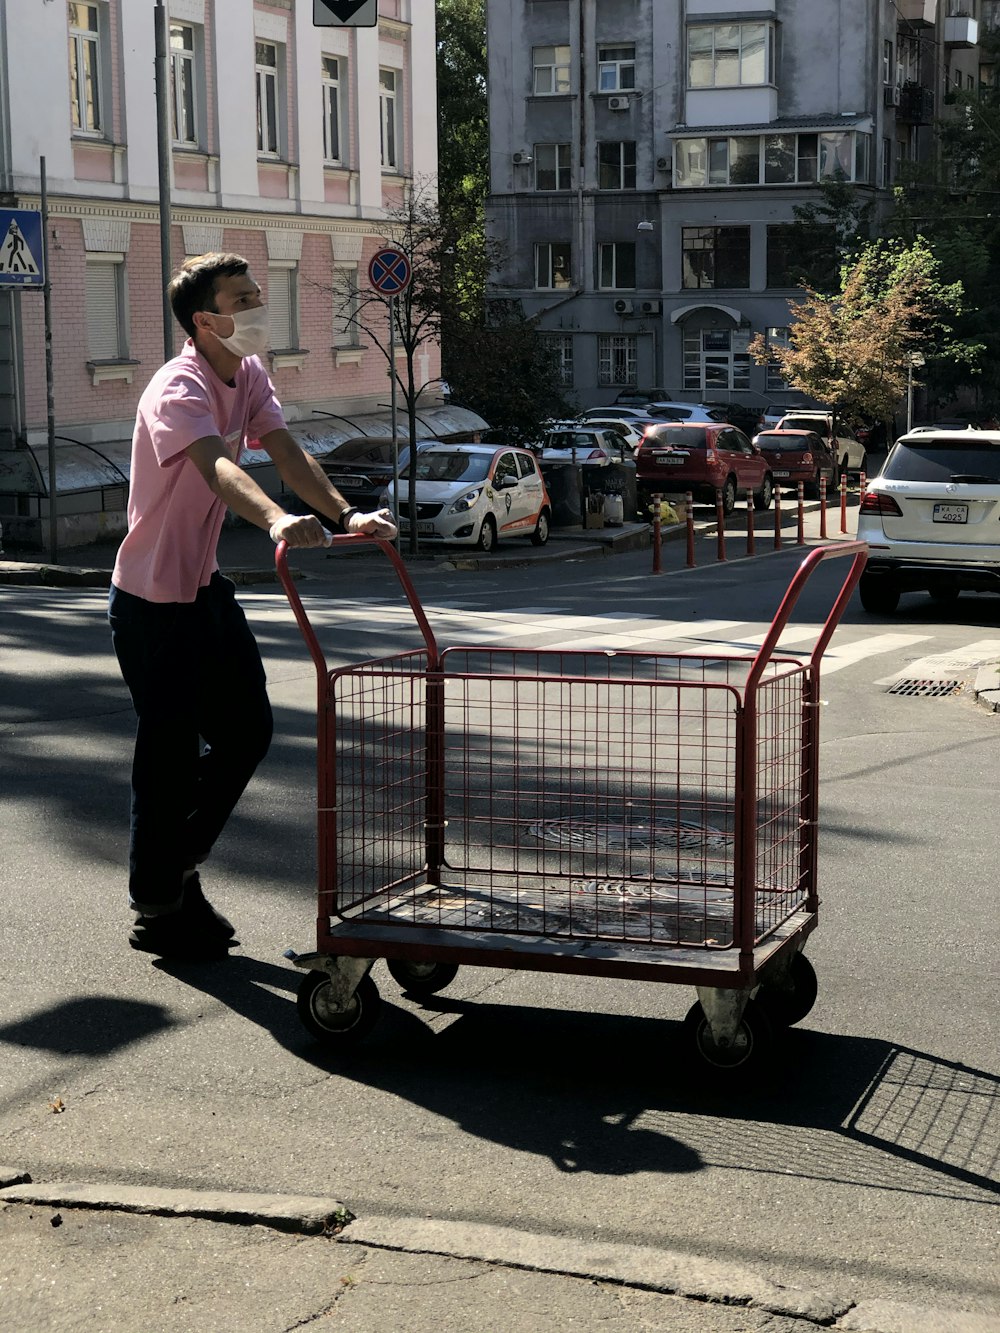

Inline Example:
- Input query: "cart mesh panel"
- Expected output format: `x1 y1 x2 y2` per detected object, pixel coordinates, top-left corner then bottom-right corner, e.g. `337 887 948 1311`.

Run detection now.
326 648 811 950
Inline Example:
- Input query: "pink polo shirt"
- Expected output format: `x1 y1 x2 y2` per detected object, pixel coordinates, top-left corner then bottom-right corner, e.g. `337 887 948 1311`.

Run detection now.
112 341 286 603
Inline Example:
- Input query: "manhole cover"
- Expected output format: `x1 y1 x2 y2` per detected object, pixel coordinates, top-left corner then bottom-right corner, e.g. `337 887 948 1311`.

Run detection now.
528 817 730 851
887 678 963 698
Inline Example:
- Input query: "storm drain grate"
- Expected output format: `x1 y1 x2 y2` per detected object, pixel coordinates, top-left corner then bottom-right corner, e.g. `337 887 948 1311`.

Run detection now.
887 678 963 698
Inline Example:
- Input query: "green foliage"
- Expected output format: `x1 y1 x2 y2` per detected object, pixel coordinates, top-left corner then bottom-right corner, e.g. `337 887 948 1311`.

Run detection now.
749 237 974 426
785 177 875 293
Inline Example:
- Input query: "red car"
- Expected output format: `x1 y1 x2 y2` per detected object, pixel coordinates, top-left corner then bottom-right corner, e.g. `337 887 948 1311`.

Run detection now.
752 429 839 497
635 422 773 515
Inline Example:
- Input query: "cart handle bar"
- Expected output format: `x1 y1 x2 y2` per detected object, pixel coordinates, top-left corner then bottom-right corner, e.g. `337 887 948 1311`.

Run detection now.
274 535 440 679
745 541 868 695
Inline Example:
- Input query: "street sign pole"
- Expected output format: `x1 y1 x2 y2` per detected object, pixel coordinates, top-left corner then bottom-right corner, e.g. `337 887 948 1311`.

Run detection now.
40 157 57 565
389 292 399 538
154 0 173 364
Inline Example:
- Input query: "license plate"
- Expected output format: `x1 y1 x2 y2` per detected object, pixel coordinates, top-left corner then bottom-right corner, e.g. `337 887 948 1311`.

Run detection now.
932 503 968 524
772 470 791 478
655 455 684 465
399 520 436 533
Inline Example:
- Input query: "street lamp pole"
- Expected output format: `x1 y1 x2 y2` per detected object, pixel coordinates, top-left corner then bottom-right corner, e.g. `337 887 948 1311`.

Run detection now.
906 351 925 434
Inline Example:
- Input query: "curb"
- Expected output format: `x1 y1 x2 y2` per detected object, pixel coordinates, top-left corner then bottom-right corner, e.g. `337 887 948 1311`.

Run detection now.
972 661 1000 713
0 1180 351 1235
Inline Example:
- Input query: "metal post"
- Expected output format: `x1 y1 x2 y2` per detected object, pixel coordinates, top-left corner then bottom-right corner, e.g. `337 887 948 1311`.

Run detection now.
796 481 805 545
389 293 400 535
154 1 173 363
839 473 848 534
773 484 782 551
906 361 914 435
40 157 57 565
819 475 828 539
685 490 695 567
714 488 726 562
651 492 662 574
745 487 755 556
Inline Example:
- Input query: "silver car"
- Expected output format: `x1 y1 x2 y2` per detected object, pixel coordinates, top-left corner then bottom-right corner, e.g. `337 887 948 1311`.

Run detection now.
855 429 1000 613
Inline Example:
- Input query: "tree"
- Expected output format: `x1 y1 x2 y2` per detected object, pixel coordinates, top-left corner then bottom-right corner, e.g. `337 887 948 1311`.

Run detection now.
749 237 974 434
781 177 875 294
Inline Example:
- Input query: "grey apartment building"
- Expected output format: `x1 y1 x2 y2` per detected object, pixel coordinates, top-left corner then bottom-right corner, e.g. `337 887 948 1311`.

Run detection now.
485 0 986 409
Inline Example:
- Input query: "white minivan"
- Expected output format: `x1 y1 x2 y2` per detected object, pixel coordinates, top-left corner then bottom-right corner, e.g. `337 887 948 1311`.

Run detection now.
384 444 553 553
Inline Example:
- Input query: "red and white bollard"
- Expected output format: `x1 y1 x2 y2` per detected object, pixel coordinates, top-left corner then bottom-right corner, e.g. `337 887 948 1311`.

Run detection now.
745 487 755 556
819 475 828 539
685 491 696 567
773 484 783 551
651 493 662 574
839 473 848 534
796 481 805 545
715 488 727 562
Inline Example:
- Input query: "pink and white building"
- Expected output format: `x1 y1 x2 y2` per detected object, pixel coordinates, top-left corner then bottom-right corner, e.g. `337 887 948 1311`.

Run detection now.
0 0 457 547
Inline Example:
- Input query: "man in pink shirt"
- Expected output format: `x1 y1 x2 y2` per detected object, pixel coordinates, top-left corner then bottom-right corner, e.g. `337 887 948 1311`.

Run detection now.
109 252 395 960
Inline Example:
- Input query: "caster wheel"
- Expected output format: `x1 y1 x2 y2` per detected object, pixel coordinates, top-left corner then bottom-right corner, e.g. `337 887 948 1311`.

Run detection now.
759 952 818 1028
386 959 459 996
297 970 381 1047
684 998 773 1078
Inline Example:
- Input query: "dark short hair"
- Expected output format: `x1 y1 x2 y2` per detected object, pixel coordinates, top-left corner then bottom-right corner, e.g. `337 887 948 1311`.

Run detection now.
168 252 249 338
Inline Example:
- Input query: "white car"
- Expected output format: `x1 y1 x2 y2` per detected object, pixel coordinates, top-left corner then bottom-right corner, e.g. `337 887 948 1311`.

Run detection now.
572 418 647 453
856 429 1000 613
385 444 552 553
536 426 632 464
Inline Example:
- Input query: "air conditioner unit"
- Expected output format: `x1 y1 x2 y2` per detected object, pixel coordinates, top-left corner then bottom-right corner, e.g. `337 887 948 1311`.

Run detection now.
884 85 901 107
639 300 661 315
613 298 634 315
608 95 630 111
512 151 533 165
655 156 670 171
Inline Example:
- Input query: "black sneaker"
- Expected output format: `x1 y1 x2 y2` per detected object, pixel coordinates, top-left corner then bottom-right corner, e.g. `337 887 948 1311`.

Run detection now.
182 873 237 940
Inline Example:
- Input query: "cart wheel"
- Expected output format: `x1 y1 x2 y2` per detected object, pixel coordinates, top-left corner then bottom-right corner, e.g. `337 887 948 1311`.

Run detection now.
297 970 381 1047
386 959 459 997
759 952 818 1028
684 998 773 1077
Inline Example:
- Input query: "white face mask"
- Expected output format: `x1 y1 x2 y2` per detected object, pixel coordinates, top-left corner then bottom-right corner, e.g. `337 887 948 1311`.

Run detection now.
210 305 270 358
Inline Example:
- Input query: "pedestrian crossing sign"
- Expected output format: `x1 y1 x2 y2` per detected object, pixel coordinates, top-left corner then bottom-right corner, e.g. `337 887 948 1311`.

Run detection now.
0 209 44 287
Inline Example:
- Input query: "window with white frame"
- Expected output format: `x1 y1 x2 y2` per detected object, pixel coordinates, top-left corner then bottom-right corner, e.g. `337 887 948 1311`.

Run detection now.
321 57 342 163
534 143 571 190
882 40 893 85
598 141 636 190
256 42 282 156
380 67 401 171
598 242 636 290
597 334 637 386
532 45 571 95
882 136 892 188
598 44 635 92
68 2 103 134
170 23 199 146
535 242 572 289
674 131 872 188
86 258 127 359
687 22 771 88
543 334 574 386
765 327 790 392
332 266 360 346
267 264 297 349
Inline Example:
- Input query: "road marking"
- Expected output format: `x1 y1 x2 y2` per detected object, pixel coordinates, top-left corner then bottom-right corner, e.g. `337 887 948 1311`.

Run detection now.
874 638 1000 684
820 632 931 676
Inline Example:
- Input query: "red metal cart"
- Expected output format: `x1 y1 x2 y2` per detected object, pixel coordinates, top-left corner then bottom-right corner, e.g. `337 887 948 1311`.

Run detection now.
278 538 867 1076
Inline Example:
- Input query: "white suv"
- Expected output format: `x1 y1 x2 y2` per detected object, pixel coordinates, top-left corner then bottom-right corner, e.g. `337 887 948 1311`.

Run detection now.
856 429 1000 613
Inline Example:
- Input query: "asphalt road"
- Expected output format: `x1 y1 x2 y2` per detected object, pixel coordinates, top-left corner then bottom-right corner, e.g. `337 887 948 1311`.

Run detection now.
0 518 998 1326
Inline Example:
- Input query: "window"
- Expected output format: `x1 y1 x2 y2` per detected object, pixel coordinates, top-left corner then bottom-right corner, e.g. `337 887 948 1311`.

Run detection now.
267 265 297 349
322 56 342 163
86 259 126 359
598 242 636 290
598 141 636 190
535 242 572 289
534 144 571 191
598 44 635 92
882 136 892 188
256 41 280 155
380 67 400 170
688 23 771 88
332 266 359 346
766 226 798 287
543 334 574 386
170 24 198 146
493 453 519 488
765 327 790 392
68 2 102 134
517 451 541 479
675 131 870 188
682 227 750 289
683 329 751 391
882 40 893 84
532 45 570 95
597 334 637 386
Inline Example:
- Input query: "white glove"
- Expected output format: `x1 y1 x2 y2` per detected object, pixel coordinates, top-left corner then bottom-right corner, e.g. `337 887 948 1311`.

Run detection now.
345 507 398 539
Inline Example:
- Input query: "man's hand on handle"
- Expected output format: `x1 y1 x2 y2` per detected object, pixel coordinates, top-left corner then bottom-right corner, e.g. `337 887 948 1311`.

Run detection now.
268 508 398 547
344 507 398 539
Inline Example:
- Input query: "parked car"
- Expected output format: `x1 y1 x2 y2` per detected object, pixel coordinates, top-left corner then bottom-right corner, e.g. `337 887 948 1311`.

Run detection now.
579 406 660 424
776 411 866 475
752 429 838 497
321 437 434 512
613 387 668 407
855 428 1000 613
574 418 648 453
383 444 552 553
536 426 632 464
645 401 732 425
702 400 766 438
635 422 773 515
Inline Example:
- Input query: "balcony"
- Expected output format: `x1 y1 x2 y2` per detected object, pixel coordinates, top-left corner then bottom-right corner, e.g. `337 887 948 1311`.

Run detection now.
897 0 936 24
898 83 935 122
944 15 979 46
